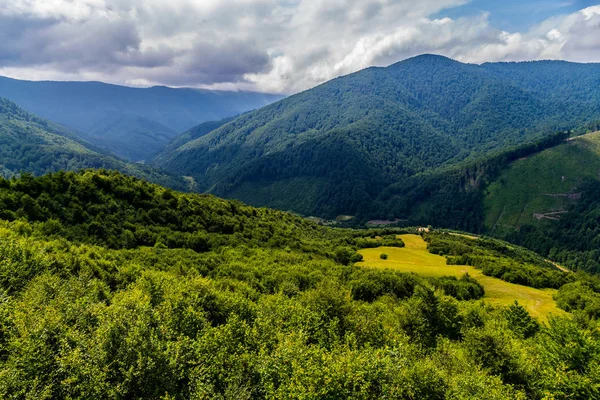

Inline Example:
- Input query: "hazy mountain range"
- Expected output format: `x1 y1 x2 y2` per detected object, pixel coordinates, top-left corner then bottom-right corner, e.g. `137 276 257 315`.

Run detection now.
0 76 283 161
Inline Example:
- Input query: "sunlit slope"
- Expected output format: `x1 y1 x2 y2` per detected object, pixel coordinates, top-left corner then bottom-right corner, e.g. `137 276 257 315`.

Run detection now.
484 131 600 234
357 234 566 320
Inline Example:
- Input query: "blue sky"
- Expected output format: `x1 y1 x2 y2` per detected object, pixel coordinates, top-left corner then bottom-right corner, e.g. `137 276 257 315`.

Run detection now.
437 0 599 31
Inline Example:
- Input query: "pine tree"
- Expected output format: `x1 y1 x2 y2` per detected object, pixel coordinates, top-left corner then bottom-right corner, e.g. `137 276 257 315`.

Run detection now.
505 301 540 339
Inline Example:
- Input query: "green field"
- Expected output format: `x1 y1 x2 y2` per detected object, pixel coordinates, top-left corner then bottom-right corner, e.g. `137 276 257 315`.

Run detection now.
357 234 566 320
484 131 600 234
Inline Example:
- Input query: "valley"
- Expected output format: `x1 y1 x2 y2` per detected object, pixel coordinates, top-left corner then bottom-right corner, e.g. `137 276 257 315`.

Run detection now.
0 76 283 162
0 98 187 190
3 0 600 396
0 54 599 399
0 170 598 398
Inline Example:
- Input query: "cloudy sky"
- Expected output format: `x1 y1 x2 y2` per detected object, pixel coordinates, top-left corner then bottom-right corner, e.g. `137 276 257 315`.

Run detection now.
0 0 599 94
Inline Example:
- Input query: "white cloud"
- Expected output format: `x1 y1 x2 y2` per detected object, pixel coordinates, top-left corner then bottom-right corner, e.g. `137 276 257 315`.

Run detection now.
0 1 599 93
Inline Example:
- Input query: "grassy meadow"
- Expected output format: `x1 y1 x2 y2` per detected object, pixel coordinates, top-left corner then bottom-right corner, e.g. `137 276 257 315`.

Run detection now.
358 234 567 320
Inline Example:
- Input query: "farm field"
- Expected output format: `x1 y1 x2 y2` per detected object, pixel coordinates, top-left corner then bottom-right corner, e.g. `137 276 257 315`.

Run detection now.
357 234 567 320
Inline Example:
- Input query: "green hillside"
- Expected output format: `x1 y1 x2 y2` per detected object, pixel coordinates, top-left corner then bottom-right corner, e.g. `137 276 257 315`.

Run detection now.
0 97 186 190
480 130 600 274
348 126 600 276
0 170 599 398
485 131 600 233
154 55 600 218
152 116 235 164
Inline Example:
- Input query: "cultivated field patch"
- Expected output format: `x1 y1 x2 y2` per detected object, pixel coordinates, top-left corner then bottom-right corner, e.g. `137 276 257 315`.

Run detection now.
357 234 567 320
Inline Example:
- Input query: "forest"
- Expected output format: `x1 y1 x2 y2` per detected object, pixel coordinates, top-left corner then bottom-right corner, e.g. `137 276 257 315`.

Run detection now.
505 180 600 275
0 171 599 399
154 56 600 219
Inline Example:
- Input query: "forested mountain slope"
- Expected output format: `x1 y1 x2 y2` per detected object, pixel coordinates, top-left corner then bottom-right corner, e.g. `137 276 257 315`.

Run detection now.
0 98 186 190
0 170 599 398
0 170 368 254
0 76 283 161
481 60 600 104
367 125 600 276
79 114 176 162
484 130 600 273
153 116 236 163
155 55 600 218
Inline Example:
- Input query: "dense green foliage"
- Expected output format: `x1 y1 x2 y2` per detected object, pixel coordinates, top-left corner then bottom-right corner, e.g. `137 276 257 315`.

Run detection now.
0 171 378 265
505 301 540 339
0 98 188 191
0 173 599 398
0 76 282 162
555 277 600 320
155 55 600 219
0 171 599 398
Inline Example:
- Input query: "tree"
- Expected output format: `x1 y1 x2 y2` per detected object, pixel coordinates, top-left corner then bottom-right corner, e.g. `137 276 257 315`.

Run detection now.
505 301 540 339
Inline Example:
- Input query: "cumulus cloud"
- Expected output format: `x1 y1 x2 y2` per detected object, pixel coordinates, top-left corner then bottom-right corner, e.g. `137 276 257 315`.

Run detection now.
0 0 599 93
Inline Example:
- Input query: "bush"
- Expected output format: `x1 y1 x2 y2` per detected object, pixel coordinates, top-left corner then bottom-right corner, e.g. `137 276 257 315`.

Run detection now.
432 274 485 300
350 270 417 302
380 253 388 260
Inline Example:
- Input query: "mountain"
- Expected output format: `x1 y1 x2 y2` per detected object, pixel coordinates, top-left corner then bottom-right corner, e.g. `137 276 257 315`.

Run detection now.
483 129 600 273
152 116 236 164
0 97 186 190
154 55 600 218
0 170 599 398
481 60 600 104
0 76 283 161
80 114 176 162
367 123 600 275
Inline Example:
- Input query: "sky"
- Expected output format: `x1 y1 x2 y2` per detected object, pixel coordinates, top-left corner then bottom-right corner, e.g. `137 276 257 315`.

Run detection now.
436 0 599 31
0 0 599 94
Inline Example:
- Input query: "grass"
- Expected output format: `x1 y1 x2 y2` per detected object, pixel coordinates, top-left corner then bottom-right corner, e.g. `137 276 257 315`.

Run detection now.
357 234 567 321
484 131 600 234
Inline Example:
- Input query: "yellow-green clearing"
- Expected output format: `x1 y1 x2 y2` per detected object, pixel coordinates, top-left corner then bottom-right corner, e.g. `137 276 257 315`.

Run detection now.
357 234 567 321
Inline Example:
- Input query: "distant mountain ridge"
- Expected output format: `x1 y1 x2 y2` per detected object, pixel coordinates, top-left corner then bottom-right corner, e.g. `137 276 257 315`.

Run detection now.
0 97 187 190
0 76 283 161
153 55 600 218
